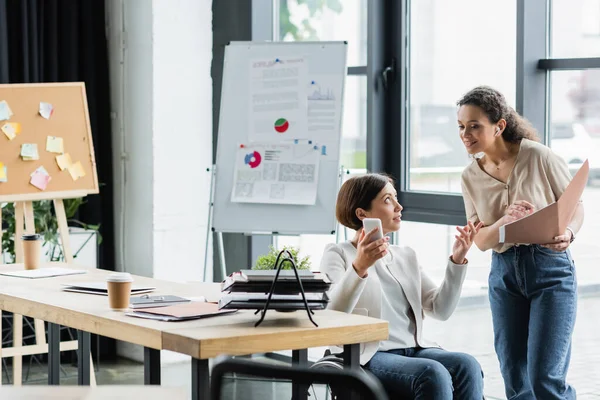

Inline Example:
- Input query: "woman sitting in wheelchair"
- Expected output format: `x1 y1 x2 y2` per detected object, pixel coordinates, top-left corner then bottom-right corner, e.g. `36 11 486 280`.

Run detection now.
320 173 484 399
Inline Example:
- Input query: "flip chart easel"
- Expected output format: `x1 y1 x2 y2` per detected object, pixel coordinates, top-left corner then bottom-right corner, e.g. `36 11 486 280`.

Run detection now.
202 41 347 282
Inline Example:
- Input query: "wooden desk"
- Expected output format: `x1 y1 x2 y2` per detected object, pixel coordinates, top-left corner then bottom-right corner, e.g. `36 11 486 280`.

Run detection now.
0 386 186 399
0 263 388 400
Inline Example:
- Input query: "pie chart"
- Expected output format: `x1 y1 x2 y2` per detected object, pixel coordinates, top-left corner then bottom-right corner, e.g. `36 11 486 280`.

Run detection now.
244 151 262 168
274 118 289 133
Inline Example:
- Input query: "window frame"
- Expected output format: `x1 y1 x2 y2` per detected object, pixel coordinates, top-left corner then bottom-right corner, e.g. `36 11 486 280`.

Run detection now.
382 0 550 226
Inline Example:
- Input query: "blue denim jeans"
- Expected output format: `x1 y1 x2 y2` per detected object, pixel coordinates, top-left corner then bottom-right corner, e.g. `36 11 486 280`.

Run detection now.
490 245 577 399
364 347 484 399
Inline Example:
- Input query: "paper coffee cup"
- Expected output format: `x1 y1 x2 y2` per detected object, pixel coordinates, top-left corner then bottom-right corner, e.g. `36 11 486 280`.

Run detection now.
106 272 134 311
22 234 42 270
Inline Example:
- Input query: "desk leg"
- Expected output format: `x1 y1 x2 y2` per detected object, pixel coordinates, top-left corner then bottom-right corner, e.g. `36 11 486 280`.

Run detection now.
343 344 360 400
144 347 161 385
77 331 91 385
292 349 308 400
48 323 60 385
191 358 210 400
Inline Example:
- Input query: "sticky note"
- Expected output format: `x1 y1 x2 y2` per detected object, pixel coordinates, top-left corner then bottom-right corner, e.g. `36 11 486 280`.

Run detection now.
39 102 54 119
68 161 85 181
0 100 13 121
1 122 21 140
21 143 39 160
0 163 6 182
56 153 72 170
30 171 51 190
31 166 50 178
46 136 64 154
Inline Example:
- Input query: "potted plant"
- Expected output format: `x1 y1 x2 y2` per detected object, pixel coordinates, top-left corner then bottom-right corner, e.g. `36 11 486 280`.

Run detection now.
253 245 311 271
1 198 101 263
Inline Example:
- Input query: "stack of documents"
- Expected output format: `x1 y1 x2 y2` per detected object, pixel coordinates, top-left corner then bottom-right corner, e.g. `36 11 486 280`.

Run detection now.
129 294 191 309
62 282 155 296
219 292 329 311
219 269 331 311
221 269 331 294
126 302 236 321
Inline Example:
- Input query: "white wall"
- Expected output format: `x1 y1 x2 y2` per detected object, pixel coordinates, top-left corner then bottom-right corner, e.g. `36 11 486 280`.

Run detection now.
106 0 213 362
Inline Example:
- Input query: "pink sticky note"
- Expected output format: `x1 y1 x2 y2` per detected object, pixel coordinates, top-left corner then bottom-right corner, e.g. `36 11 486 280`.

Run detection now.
30 171 50 190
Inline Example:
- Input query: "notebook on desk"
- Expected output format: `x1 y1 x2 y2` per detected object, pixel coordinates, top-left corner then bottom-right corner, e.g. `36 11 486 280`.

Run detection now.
61 282 156 296
129 294 191 309
126 301 237 321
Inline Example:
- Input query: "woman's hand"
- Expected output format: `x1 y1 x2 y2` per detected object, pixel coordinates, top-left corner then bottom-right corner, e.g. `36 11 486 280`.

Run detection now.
352 228 389 277
451 221 483 264
540 230 573 252
501 200 535 224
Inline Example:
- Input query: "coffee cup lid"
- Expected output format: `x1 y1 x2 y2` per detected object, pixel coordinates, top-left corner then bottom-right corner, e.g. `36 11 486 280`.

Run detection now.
106 272 133 283
22 233 41 241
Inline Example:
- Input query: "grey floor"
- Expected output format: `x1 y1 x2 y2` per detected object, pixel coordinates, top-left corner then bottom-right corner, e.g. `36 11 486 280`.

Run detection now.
4 294 600 399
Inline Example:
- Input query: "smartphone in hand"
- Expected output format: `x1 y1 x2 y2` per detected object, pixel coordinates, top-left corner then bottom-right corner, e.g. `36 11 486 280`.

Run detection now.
362 218 384 243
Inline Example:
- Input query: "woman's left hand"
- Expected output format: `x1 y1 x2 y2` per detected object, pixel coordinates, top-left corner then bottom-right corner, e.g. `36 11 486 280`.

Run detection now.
541 230 573 251
451 221 483 264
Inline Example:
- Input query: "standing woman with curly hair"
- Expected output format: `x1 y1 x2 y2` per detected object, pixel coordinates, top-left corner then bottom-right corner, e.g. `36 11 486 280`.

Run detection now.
457 86 583 399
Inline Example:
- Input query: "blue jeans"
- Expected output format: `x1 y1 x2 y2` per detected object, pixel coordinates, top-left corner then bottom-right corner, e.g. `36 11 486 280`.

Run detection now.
364 347 484 399
490 245 577 399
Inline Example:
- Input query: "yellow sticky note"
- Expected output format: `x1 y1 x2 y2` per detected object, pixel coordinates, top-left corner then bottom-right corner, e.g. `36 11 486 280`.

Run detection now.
56 153 72 171
1 122 21 140
0 162 6 182
46 136 64 154
68 161 85 181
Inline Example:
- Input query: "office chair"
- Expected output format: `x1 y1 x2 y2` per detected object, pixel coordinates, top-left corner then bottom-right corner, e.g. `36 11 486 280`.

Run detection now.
210 356 388 400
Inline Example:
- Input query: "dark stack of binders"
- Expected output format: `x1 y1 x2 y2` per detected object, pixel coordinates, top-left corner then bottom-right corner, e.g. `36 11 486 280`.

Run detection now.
219 249 332 327
219 269 331 311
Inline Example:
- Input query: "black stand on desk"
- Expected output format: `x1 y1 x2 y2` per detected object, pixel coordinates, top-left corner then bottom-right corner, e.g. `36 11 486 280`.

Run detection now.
254 249 318 328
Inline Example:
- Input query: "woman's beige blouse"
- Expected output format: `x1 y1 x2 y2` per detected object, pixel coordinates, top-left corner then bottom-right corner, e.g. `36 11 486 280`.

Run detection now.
461 139 573 253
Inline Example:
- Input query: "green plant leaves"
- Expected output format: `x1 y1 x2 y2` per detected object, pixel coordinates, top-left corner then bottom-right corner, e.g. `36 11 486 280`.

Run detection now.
1 198 102 261
253 245 312 270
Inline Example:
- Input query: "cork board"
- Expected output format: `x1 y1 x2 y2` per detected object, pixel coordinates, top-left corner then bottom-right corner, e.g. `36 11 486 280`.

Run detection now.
0 82 98 202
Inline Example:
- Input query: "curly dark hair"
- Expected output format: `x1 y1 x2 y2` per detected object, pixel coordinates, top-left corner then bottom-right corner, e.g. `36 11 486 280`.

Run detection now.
457 86 540 143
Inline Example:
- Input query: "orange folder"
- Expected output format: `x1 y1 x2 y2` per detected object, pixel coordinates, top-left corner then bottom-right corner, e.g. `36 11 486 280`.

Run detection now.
499 160 588 244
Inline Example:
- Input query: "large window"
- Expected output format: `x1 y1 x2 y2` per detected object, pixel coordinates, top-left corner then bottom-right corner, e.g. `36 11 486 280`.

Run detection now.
407 0 517 194
551 0 600 58
548 71 600 285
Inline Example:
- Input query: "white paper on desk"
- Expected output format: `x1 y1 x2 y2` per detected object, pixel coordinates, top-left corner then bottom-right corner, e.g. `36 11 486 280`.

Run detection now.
0 267 87 279
125 311 182 322
248 57 308 142
231 143 320 205
61 282 156 296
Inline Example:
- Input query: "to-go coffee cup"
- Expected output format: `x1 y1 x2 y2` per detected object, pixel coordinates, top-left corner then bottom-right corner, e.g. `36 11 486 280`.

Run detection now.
22 234 42 270
106 272 134 311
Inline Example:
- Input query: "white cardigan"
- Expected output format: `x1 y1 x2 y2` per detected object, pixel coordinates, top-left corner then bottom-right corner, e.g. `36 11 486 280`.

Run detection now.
320 241 468 365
